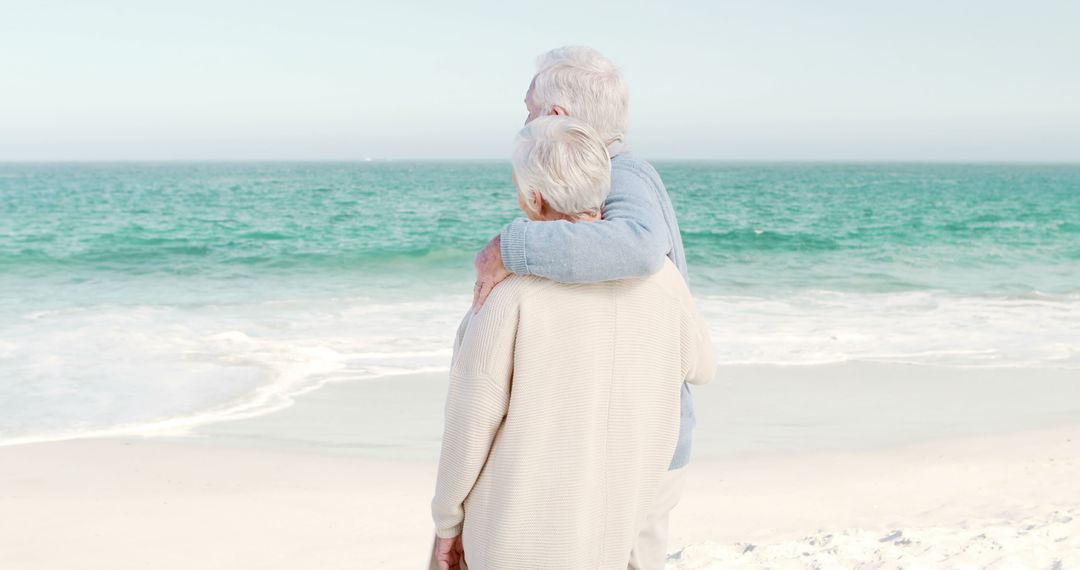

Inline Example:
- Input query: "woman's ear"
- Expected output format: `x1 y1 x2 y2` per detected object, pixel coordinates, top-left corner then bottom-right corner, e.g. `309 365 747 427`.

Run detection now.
550 105 568 116
531 191 545 214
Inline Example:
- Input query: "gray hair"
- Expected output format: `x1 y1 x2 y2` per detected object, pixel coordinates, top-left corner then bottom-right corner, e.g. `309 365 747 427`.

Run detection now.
512 115 612 220
532 46 629 145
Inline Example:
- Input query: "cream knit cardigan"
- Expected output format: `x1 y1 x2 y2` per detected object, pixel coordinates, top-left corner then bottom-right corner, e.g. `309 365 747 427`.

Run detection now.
432 259 715 569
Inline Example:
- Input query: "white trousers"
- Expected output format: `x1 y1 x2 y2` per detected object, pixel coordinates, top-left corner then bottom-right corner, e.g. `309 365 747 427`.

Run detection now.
627 466 689 570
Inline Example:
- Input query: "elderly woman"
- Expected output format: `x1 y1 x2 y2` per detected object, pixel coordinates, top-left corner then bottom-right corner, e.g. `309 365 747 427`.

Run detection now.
431 116 715 570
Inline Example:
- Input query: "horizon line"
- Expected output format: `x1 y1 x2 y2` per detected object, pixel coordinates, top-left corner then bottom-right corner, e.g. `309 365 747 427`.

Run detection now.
2 158 1080 165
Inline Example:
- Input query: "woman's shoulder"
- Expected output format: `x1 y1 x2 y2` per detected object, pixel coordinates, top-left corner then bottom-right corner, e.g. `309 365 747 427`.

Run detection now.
467 275 557 330
484 274 555 307
624 257 685 289
619 258 695 306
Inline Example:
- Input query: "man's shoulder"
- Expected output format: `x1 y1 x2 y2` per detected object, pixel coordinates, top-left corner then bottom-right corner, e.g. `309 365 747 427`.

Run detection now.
610 152 665 197
612 152 662 181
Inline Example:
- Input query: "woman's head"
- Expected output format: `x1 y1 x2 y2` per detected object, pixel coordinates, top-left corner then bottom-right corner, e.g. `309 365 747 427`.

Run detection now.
512 115 612 222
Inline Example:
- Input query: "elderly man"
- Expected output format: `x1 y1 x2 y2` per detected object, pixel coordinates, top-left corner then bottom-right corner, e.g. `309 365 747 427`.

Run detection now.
432 115 714 569
472 46 702 569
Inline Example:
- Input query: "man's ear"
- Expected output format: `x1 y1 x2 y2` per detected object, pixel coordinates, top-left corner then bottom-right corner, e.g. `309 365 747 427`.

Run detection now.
550 105 568 116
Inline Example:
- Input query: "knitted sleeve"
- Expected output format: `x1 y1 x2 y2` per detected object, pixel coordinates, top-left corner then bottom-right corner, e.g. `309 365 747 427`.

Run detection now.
431 288 520 538
682 295 716 386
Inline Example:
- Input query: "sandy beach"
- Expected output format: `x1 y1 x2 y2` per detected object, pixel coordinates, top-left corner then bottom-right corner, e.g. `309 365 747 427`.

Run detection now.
3 362 1079 569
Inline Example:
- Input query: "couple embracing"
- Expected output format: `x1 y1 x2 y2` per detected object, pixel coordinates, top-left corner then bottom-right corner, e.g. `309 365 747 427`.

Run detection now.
431 46 715 570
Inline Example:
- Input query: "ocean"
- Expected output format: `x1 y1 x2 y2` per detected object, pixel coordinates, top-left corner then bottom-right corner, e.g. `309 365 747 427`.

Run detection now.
1 161 1078 446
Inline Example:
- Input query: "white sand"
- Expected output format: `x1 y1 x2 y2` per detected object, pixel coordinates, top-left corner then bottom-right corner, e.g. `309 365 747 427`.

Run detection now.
2 363 1079 568
3 426 1078 568
667 426 1080 568
0 440 439 569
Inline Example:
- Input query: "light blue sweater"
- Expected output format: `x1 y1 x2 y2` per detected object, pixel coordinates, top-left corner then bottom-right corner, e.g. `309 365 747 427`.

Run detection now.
500 145 696 470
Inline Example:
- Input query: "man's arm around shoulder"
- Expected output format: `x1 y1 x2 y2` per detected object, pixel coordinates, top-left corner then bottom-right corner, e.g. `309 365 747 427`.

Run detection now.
473 166 672 309
501 166 672 283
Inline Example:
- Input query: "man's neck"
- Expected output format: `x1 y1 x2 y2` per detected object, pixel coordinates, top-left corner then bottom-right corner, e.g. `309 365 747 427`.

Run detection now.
606 139 630 159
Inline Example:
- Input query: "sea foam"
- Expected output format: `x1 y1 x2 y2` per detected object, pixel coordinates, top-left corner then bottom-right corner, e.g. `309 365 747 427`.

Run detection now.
2 289 1077 446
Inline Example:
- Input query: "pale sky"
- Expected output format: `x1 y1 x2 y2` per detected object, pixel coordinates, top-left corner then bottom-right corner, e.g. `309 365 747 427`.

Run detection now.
2 0 1078 161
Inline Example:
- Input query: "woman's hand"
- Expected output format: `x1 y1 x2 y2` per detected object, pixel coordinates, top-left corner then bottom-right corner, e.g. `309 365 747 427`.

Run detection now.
434 535 464 570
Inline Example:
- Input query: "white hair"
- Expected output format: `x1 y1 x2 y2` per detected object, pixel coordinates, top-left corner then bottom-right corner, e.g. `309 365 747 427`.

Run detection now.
532 46 629 145
512 115 612 221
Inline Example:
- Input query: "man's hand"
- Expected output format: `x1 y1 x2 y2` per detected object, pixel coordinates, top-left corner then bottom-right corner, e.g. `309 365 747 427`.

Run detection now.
434 535 464 570
472 234 511 313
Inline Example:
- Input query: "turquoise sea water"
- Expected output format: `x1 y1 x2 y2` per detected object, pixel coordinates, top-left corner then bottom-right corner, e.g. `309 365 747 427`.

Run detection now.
2 162 1078 444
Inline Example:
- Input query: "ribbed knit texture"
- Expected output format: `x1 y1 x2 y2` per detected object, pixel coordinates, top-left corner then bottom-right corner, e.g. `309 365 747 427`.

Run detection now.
432 259 715 570
500 148 698 471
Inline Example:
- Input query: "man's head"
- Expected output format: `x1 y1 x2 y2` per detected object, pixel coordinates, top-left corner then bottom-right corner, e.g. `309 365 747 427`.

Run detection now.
524 46 629 146
512 115 611 222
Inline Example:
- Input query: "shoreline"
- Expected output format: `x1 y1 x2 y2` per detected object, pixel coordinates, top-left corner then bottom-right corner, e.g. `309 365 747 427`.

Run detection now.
7 360 1080 459
49 360 1080 462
